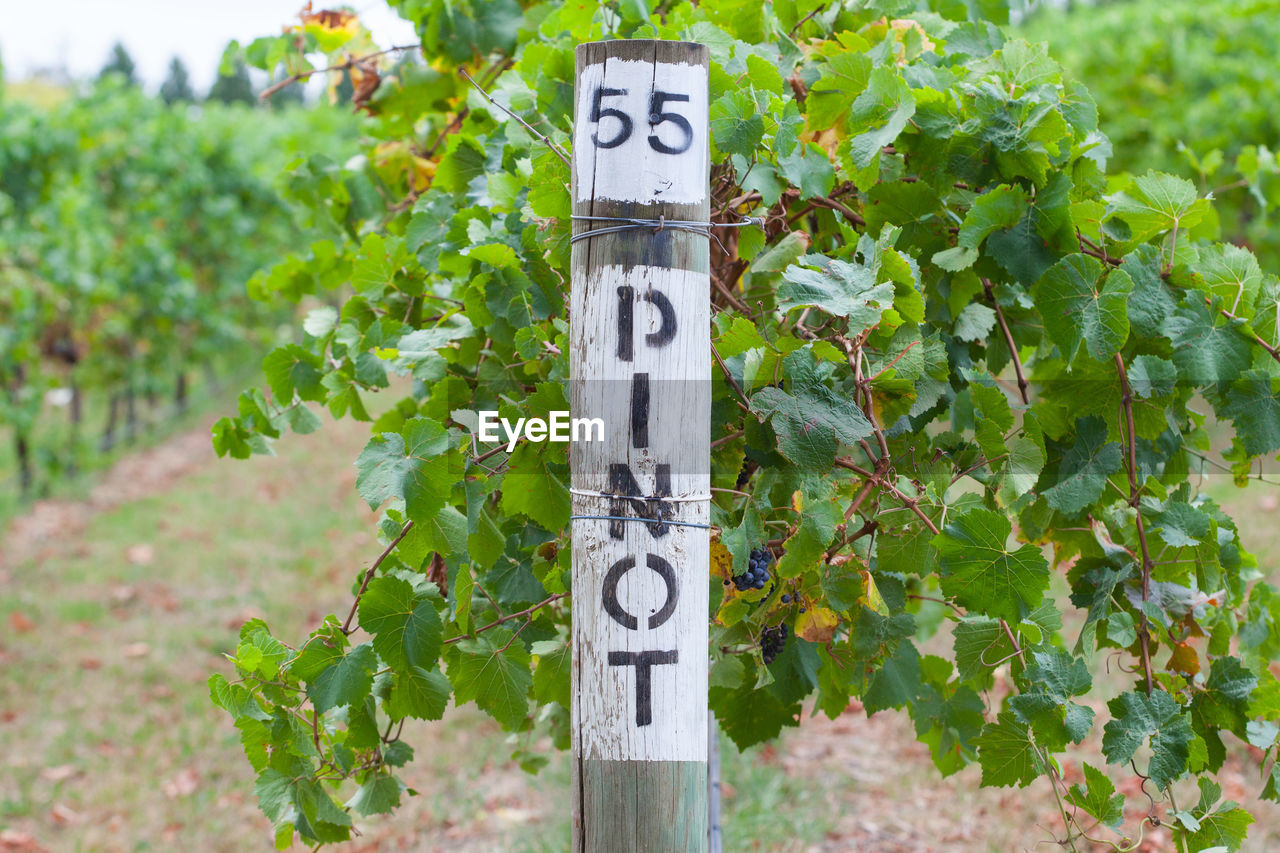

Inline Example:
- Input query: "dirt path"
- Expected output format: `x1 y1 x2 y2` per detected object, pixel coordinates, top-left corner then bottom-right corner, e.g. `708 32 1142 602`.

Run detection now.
1 423 217 573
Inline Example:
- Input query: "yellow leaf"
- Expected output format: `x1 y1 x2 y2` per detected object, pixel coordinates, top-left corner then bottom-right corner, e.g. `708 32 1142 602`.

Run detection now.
791 490 803 513
796 607 838 643
803 126 843 156
710 538 733 580
412 156 437 192
298 8 361 53
889 19 937 61
861 570 890 616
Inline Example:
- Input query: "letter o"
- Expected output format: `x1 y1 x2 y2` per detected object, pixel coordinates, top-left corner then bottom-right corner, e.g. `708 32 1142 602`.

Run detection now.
601 554 679 630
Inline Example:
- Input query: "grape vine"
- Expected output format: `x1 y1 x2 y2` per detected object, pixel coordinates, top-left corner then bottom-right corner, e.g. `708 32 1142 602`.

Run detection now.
0 78 355 499
209 2 1280 850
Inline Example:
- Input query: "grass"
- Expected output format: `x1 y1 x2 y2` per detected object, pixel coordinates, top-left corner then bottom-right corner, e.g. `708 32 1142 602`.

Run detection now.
3 398 1280 851
0 412 370 849
0 406 577 851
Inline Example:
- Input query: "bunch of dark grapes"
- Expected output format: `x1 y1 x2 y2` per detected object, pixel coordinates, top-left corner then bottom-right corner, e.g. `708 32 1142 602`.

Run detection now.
761 623 789 665
732 547 772 591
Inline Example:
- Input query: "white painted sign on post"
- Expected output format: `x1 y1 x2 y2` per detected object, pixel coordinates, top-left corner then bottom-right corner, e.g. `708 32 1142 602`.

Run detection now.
572 265 710 761
572 59 710 205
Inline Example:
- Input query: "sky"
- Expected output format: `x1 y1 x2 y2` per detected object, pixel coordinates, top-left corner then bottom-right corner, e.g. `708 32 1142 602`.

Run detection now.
0 1 420 93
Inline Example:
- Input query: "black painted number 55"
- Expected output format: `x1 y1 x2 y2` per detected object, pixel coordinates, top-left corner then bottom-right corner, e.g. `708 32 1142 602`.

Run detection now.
589 86 693 155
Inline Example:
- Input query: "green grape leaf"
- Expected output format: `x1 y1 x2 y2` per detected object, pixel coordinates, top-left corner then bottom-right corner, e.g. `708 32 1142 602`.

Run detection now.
805 52 872 131
1191 656 1257 735
777 143 836 199
1120 246 1178 339
355 418 453 522
346 774 403 817
1187 803 1254 852
1033 254 1131 360
358 576 443 672
953 303 996 343
453 562 475 633
1010 648 1095 749
710 90 765 156
954 617 1012 686
308 643 376 714
1128 354 1177 399
1102 690 1193 789
862 641 922 714
1066 763 1124 828
712 679 801 750
500 441 570 531
448 628 533 730
352 232 403 293
263 344 326 404
1108 172 1209 243
975 712 1040 788
209 674 271 722
1194 243 1264 317
1042 416 1122 516
934 507 1050 623
750 349 874 469
777 257 895 328
749 232 811 277
1164 299 1252 384
1220 370 1280 456
844 65 915 169
1151 501 1212 548
933 184 1029 272
531 639 572 709
386 665 451 721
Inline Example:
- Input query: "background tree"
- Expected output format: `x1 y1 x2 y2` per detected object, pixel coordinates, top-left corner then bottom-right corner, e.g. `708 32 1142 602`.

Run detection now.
97 42 137 86
159 57 194 104
206 59 255 105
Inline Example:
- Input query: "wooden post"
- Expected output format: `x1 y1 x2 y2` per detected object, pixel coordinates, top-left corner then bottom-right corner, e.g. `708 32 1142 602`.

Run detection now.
570 39 710 852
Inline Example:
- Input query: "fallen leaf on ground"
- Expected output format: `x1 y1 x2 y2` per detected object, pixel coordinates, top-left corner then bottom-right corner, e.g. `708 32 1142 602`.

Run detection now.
122 643 151 658
49 803 82 825
162 768 200 799
8 612 35 633
0 829 45 852
125 544 154 565
39 765 79 783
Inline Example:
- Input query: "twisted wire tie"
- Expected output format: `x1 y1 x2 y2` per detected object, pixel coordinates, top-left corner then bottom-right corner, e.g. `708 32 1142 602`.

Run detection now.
568 514 716 531
569 487 710 502
568 488 715 530
569 214 763 247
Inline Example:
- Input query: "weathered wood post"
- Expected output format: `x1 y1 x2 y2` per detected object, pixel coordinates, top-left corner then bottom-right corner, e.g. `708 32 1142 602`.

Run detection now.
569 40 711 852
